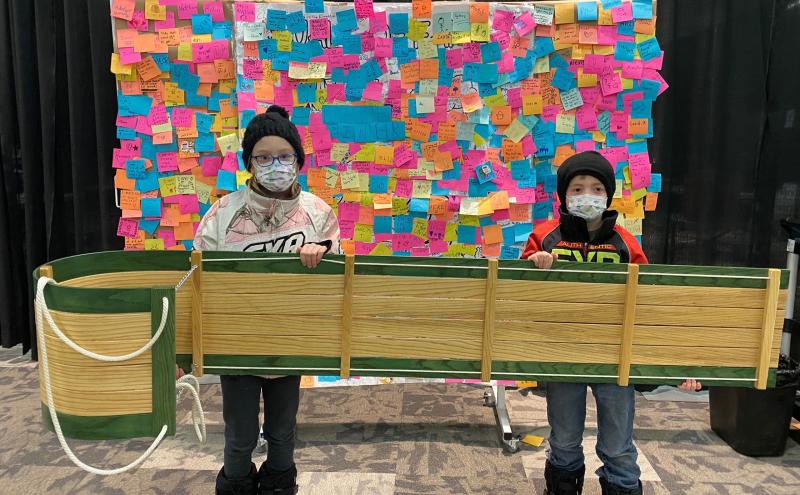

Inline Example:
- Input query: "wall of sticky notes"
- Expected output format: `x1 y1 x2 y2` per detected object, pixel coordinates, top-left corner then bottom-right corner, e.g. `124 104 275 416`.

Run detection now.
111 0 666 257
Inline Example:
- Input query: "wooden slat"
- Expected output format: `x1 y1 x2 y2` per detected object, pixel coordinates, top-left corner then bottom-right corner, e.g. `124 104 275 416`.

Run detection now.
494 322 623 344
353 275 486 299
351 317 484 340
756 269 781 389
61 271 185 288
43 360 151 393
351 337 482 360
632 326 762 348
43 310 151 341
41 333 152 365
618 264 640 386
494 341 620 364
495 300 624 324
352 296 485 320
41 387 151 416
176 310 192 354
632 345 759 368
204 315 341 337
191 251 204 376
495 280 626 304
341 255 355 379
481 259 498 381
636 285 788 310
635 305 764 329
203 272 344 295
203 293 343 316
203 334 340 357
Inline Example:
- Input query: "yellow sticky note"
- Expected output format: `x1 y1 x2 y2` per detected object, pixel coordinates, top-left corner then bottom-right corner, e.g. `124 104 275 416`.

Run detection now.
523 94 543 115
196 182 213 204
175 175 196 194
412 180 432 198
392 196 409 215
451 31 471 44
110 53 132 75
416 96 435 114
470 23 489 42
412 218 428 239
355 143 376 162
578 72 598 88
417 39 437 59
370 243 393 256
521 434 545 447
144 239 165 251
273 31 292 52
477 197 494 216
375 145 394 165
614 179 624 199
556 114 575 134
445 223 458 241
216 133 240 155
354 224 373 242
236 170 252 188
341 171 360 189
408 19 427 41
533 55 550 74
330 143 348 163
459 199 480 216
505 119 530 143
554 4 576 24
158 176 177 197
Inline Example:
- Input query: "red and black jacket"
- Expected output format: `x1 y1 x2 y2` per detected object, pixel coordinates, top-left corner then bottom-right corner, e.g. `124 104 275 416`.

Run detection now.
521 209 648 264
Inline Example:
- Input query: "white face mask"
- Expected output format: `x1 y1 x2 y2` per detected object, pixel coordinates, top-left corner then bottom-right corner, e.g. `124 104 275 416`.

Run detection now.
566 194 607 221
254 162 297 192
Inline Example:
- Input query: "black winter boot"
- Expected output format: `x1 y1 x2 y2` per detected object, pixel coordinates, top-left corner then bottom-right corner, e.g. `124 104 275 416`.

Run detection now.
544 461 585 495
215 463 258 495
257 462 298 495
599 477 643 495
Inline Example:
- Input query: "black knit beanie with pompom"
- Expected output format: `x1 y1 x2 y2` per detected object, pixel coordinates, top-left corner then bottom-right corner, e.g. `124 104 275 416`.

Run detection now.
241 105 305 171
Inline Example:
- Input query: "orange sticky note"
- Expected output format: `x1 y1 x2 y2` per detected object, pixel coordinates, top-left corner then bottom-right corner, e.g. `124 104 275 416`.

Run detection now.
197 63 219 83
408 119 432 142
111 0 135 21
438 121 457 142
114 169 136 190
136 56 162 81
489 190 510 211
522 94 543 115
158 28 180 46
482 241 501 258
119 189 141 211
412 0 432 19
501 139 524 161
254 80 275 101
628 118 649 135
341 239 356 255
461 93 483 113
174 222 195 241
429 196 448 215
645 192 659 211
491 106 514 126
509 203 531 221
214 59 235 80
554 145 576 166
434 151 454 172
470 3 489 23
117 29 137 48
419 59 439 79
124 230 145 250
133 33 157 53
400 61 420 85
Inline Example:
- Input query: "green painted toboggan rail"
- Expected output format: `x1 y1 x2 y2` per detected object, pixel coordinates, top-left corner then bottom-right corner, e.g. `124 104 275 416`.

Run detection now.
34 251 788 440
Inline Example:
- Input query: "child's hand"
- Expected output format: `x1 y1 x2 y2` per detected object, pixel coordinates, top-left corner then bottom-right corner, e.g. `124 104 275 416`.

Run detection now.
678 379 701 391
298 243 327 269
175 364 185 380
527 251 558 270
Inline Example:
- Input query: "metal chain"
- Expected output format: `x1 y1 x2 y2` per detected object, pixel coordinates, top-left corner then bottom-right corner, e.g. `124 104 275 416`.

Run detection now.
175 264 198 290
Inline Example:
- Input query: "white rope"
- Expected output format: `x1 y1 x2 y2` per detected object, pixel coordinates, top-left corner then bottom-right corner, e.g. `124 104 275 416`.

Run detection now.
35 277 168 475
200 257 769 280
176 374 207 444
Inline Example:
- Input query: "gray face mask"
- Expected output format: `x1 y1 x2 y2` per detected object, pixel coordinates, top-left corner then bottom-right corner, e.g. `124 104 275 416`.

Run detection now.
566 194 608 221
253 162 297 192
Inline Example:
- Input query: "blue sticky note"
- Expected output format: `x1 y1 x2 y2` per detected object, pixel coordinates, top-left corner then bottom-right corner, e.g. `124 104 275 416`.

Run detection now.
633 0 654 19
544 175 558 193
577 2 598 21
502 225 517 245
216 170 236 191
515 223 532 243
551 68 576 91
286 11 307 33
135 171 159 193
375 216 392 234
212 21 232 40
191 14 213 34
297 84 317 103
617 20 635 37
615 41 636 62
550 53 570 70
120 94 153 116
139 219 159 235
475 162 496 184
532 37 555 59
500 246 522 260
601 0 623 8
409 198 430 213
336 9 358 31
631 100 652 119
151 53 170 72
637 37 661 61
533 201 552 220
647 173 662 192
341 34 362 55
457 225 477 244
291 106 311 126
477 64 499 84
370 175 389 194
511 160 532 180
389 13 409 34
305 0 324 14
392 37 409 57
125 159 146 179
481 42 501 63
116 127 136 140
195 133 215 153
394 215 412 233
267 9 287 31
141 197 161 218
195 113 214 134
640 79 661 100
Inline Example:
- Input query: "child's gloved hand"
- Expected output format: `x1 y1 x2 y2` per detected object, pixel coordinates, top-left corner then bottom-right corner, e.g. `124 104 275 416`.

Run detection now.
527 251 558 270
298 243 327 269
678 379 701 391
175 364 185 380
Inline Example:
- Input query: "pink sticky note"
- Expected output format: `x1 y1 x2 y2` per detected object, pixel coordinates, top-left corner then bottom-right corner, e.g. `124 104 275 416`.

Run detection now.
597 26 618 46
492 9 514 32
237 92 257 111
176 0 196 20
338 202 361 222
220 152 238 173
584 54 607 74
447 195 462 212
514 188 536 204
410 246 430 257
621 60 644 80
242 58 264 80
513 11 536 37
234 2 255 22
135 116 152 136
201 156 222 176
127 10 148 32
203 1 225 22
427 220 446 241
463 43 481 63
498 52 515 73
600 68 623 96
148 104 169 126
178 194 200 215
171 108 194 128
374 37 392 58
521 135 537 157
355 0 373 18
576 107 598 130
393 233 414 252
309 18 330 40
363 81 383 102
445 48 463 69
370 11 387 33
629 161 651 190
575 140 596 153
117 218 139 238
158 229 177 248
611 3 633 23
154 11 175 30
491 30 511 51
118 47 141 65
157 152 178 172
394 179 412 198
339 220 355 239
429 240 448 254
355 242 376 255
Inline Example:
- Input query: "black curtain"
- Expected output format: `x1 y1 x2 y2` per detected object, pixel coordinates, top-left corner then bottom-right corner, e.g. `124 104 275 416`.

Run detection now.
1 0 799 354
648 0 800 268
0 0 119 353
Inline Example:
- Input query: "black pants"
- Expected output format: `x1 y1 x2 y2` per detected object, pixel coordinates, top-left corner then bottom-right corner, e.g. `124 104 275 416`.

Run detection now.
220 375 301 479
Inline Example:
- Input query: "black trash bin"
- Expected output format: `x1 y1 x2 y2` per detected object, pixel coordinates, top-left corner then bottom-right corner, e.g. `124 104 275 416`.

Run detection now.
709 355 800 457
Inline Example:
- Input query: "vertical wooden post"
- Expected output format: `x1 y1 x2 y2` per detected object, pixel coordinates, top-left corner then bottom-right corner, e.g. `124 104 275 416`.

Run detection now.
755 269 781 390
191 251 204 377
617 264 639 386
481 259 499 382
340 255 355 379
